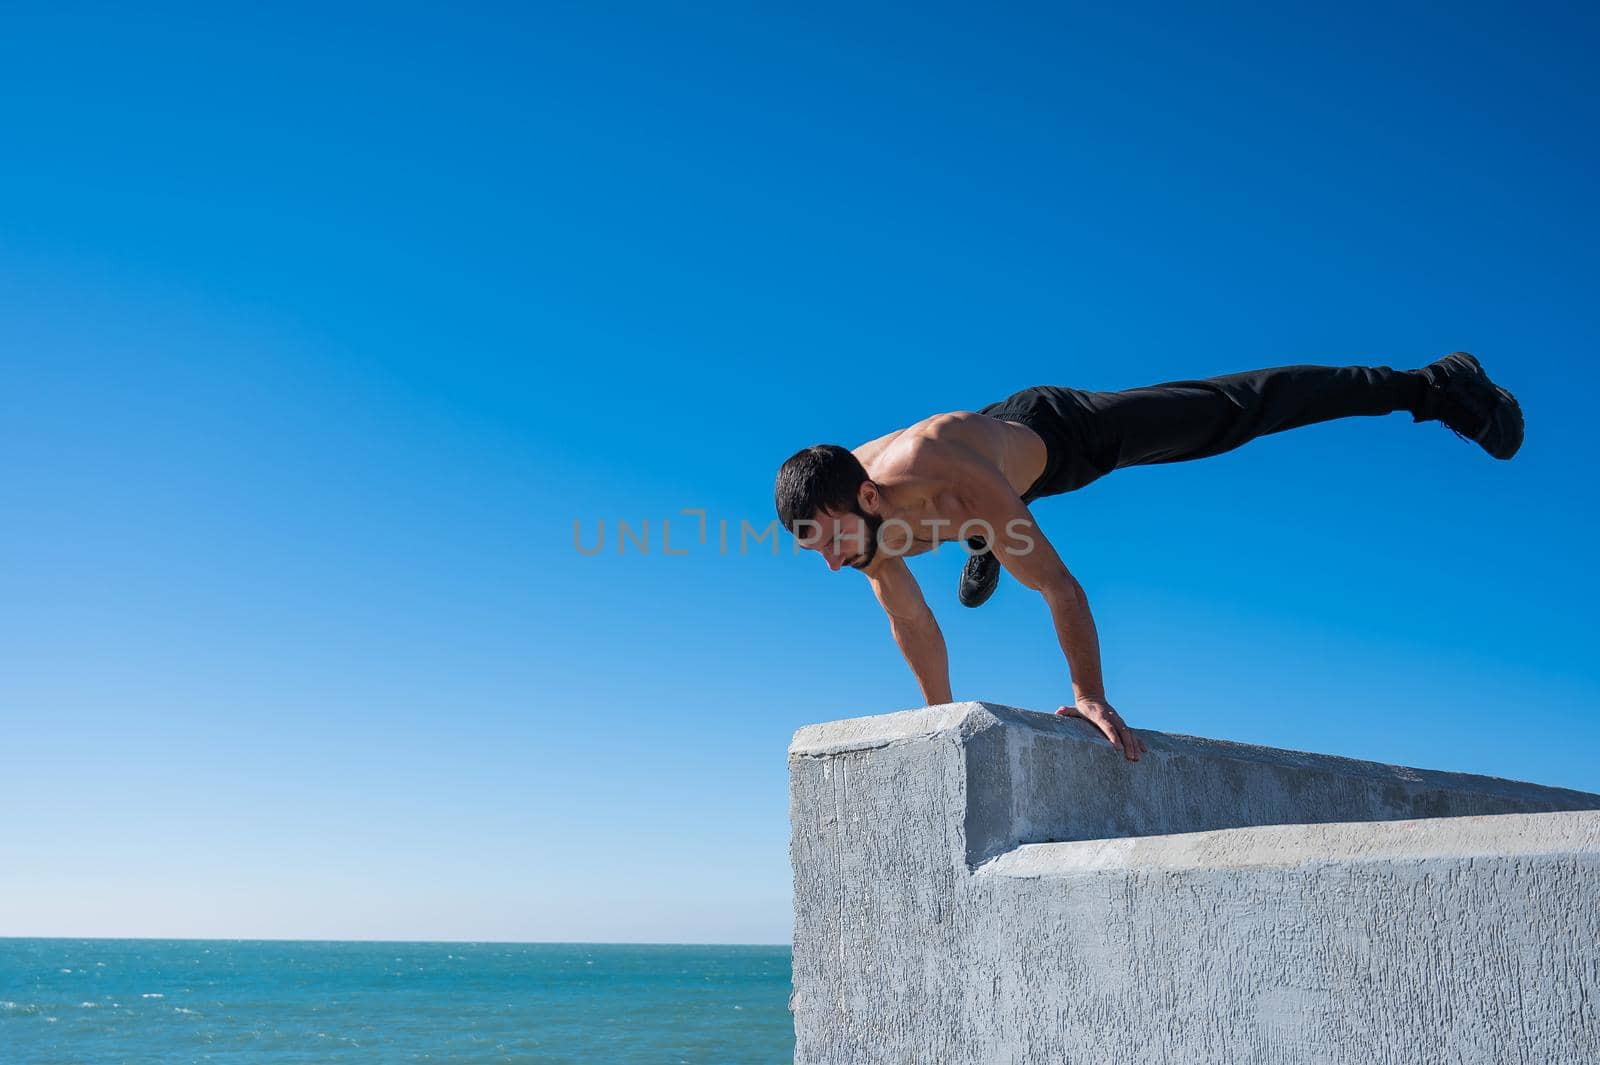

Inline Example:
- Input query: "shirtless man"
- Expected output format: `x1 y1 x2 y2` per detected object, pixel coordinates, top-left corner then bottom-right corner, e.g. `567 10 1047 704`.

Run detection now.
773 354 1523 762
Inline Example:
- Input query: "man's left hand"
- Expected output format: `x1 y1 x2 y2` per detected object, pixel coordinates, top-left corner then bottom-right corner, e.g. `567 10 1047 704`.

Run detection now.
1057 697 1146 762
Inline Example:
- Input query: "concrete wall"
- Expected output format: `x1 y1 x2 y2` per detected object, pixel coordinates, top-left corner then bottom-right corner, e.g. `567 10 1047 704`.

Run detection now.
788 702 1600 1064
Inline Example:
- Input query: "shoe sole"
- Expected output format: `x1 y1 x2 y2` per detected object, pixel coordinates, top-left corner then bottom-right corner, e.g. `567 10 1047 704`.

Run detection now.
959 553 1001 608
1446 352 1524 460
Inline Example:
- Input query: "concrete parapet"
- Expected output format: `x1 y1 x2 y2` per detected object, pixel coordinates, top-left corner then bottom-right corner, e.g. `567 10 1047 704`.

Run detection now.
789 701 1600 1064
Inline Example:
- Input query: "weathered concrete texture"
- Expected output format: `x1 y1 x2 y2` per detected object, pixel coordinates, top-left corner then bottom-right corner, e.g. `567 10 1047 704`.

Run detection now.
789 702 1600 1064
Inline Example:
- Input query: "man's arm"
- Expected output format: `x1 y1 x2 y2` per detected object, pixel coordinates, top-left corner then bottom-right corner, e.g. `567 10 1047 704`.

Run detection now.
950 451 1147 761
867 555 953 705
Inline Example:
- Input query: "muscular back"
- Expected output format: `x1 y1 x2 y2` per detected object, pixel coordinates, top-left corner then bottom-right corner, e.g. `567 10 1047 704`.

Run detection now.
853 410 1047 504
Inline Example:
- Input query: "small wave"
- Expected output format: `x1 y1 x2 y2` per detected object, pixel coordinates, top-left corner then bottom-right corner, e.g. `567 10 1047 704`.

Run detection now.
142 993 165 999
79 1002 99 1009
60 968 73 974
174 1007 199 1015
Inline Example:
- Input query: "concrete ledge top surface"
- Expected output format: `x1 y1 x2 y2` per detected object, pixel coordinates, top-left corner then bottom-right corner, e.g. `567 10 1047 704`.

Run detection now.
790 701 1600 804
978 809 1600 876
789 702 984 757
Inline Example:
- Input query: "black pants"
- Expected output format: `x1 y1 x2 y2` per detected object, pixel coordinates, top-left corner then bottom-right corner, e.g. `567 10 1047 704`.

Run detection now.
978 363 1426 502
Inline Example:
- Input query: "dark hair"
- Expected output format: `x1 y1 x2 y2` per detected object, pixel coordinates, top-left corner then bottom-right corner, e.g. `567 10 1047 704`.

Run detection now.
775 444 870 532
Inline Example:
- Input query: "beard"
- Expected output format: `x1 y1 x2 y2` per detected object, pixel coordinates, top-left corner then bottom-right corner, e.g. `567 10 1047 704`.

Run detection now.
847 507 884 568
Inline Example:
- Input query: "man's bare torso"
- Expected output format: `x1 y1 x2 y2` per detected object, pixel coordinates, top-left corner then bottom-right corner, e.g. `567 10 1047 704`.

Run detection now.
849 411 1048 560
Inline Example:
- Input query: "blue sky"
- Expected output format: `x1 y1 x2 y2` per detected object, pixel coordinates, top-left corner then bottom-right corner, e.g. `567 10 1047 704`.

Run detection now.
2 2 1596 944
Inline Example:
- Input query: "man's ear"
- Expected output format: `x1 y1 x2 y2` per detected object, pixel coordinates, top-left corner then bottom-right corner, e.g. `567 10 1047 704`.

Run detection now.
856 480 882 514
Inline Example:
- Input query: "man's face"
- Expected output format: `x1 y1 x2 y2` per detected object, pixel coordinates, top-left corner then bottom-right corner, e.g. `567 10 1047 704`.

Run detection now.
797 506 882 571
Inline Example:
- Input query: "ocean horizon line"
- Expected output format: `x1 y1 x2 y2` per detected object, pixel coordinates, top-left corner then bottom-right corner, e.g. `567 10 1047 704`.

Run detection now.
0 934 791 949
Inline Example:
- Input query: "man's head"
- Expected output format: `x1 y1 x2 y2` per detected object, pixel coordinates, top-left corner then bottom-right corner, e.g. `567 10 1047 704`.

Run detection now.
774 444 884 571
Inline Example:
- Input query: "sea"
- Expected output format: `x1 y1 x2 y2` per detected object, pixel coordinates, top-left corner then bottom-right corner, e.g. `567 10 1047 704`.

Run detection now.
0 939 794 1064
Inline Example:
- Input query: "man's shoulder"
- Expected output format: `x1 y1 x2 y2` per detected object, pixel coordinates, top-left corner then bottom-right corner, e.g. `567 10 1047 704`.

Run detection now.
856 428 961 484
897 414 1000 469
851 426 909 468
857 411 988 457
853 415 1016 512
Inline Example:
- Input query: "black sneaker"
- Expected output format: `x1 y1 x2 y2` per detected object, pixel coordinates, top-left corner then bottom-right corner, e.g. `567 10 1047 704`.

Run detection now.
958 536 1001 608
1413 352 1524 460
